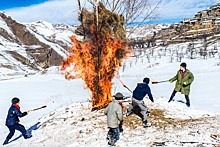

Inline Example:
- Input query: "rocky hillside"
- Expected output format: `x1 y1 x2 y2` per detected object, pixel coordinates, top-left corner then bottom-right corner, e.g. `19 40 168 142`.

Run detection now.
0 12 75 79
128 3 220 50
157 3 220 42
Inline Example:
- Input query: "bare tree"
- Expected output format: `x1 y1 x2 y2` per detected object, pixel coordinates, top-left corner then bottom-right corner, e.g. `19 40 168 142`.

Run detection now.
87 0 161 23
170 53 174 63
199 48 208 59
218 48 220 59
202 33 208 52
176 48 184 62
83 0 161 35
187 43 196 59
209 45 218 58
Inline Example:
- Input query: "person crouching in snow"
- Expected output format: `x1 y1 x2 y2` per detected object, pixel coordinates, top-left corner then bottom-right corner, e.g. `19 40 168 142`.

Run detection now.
126 77 154 128
104 92 123 146
3 97 32 145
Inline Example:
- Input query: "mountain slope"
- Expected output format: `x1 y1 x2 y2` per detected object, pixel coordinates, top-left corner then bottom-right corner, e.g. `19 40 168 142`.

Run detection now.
0 12 75 79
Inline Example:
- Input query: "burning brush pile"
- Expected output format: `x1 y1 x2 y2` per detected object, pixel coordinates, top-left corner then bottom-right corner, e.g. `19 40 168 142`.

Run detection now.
61 2 131 110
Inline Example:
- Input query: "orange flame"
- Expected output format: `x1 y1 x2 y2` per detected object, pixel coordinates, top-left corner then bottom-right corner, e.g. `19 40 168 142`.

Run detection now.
61 25 131 109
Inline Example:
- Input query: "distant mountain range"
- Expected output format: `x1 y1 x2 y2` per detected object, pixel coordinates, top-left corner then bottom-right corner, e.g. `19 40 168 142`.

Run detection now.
0 12 75 79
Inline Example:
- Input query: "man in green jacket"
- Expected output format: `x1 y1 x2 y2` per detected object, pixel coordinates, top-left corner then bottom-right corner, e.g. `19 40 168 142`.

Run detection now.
168 62 194 107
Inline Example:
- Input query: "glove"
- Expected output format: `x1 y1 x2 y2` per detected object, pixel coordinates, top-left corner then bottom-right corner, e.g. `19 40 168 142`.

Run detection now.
119 121 123 132
149 97 154 103
119 125 123 132
182 82 187 87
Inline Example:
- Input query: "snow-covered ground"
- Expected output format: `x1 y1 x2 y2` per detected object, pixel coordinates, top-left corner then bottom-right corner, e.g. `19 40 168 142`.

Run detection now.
1 44 220 146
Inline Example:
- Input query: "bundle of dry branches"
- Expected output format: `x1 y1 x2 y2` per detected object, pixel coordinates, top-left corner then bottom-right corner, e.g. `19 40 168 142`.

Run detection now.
75 2 126 40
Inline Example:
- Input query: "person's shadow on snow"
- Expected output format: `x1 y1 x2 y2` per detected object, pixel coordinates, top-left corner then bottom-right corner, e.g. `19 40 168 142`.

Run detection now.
8 122 41 143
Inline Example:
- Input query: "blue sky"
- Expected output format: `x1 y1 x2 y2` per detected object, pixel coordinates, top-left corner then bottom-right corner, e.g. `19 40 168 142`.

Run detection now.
0 0 219 25
0 0 49 10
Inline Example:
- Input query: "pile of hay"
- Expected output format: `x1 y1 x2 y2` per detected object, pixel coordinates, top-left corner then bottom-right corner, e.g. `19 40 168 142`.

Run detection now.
75 2 126 40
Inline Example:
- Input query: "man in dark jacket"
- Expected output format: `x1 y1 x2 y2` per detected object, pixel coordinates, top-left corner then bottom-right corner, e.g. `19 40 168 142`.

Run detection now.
168 62 194 107
3 97 32 145
126 77 154 127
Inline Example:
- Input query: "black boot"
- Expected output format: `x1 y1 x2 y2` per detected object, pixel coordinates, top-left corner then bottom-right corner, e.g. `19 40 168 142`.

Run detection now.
108 139 116 146
3 140 8 145
143 120 152 127
185 95 190 107
168 98 173 103
186 103 190 107
24 134 32 139
168 90 177 102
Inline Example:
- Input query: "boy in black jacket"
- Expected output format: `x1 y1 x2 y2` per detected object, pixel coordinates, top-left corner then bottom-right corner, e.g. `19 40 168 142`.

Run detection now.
126 77 154 127
3 97 32 145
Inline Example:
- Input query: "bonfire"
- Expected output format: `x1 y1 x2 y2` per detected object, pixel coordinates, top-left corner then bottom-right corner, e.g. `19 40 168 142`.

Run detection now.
61 2 131 110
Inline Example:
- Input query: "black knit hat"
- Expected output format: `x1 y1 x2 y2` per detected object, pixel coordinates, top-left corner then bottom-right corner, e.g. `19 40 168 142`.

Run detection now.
143 77 150 84
113 92 124 100
11 97 20 104
180 62 187 68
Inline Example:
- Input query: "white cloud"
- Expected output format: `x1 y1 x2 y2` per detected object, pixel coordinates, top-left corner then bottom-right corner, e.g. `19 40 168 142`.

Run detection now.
3 0 220 25
159 0 220 20
4 0 90 25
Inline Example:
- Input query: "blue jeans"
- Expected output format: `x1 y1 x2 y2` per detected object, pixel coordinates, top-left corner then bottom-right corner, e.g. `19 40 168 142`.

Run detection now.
6 123 28 141
107 127 120 143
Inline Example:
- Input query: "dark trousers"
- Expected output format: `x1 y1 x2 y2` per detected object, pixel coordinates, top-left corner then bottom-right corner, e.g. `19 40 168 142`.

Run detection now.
5 123 28 141
169 90 190 106
127 98 149 122
107 127 120 143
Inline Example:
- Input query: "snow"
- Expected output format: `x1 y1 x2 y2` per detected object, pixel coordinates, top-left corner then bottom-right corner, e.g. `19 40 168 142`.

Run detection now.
0 19 76 79
26 27 67 58
26 21 74 42
127 24 170 39
0 17 16 39
0 43 220 146
0 68 90 144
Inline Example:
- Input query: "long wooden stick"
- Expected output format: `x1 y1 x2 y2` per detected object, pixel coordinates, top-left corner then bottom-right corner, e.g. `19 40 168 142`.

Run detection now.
77 0 81 11
115 76 132 93
152 80 169 84
95 0 99 27
30 105 47 111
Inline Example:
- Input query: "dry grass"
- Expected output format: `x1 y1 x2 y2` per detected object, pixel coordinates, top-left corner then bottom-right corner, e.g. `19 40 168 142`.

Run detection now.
122 105 217 131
